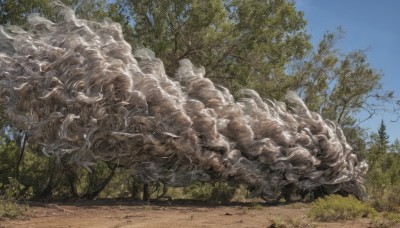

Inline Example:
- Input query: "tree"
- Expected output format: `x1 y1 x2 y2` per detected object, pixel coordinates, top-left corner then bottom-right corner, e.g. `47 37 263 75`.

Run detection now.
378 119 389 151
118 0 311 99
0 0 53 26
293 30 385 123
389 138 400 153
0 0 133 37
377 120 390 173
366 124 400 211
289 29 391 155
290 30 341 113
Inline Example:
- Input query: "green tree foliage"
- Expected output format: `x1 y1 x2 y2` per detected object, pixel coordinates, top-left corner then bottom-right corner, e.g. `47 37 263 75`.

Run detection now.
378 119 389 151
389 139 400 153
294 30 384 125
0 0 134 42
0 0 105 24
0 0 53 26
290 29 391 155
119 0 311 98
367 121 390 171
366 122 400 212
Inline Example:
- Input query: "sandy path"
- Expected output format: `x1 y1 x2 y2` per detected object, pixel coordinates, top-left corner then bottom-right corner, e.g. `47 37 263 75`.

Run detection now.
1 200 371 228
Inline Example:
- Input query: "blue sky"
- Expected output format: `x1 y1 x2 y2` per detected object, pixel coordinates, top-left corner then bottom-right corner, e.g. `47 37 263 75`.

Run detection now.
294 0 400 142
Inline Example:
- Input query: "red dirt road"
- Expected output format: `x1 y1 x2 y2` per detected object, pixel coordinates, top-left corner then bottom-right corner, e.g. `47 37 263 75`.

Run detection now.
1 200 372 228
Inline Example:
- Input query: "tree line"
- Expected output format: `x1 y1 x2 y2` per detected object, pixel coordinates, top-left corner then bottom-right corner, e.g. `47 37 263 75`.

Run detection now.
0 0 398 205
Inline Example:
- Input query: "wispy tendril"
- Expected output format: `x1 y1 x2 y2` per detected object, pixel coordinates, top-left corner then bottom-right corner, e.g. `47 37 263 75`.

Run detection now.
0 5 368 201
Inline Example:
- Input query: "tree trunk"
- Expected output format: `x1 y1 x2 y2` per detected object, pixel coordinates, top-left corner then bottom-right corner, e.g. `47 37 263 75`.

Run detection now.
15 132 28 181
81 164 118 200
143 183 149 201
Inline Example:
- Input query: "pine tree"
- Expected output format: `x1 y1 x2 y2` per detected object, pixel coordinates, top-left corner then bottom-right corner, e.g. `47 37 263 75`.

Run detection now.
378 119 389 152
376 120 389 172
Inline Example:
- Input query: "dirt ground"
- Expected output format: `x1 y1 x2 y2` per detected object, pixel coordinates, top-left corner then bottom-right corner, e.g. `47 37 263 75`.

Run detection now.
1 199 373 228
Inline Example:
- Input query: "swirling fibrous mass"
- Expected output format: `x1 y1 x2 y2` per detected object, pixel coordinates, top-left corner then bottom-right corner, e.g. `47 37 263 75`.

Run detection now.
0 6 368 201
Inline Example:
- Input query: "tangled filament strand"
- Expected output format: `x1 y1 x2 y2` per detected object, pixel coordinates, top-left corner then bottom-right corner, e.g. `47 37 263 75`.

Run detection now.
0 6 368 201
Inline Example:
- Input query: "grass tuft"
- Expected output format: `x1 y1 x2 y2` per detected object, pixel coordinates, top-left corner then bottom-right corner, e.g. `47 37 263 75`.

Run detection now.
269 216 316 228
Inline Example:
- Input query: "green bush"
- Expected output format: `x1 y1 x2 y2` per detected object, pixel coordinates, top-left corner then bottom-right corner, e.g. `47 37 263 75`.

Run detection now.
370 212 400 228
1 177 33 200
366 169 400 212
0 178 30 220
99 169 140 199
183 182 236 203
210 182 237 203
0 199 29 220
308 194 377 222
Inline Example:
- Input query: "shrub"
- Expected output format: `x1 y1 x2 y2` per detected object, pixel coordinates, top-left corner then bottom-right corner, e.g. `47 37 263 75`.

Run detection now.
1 177 33 200
231 184 249 202
0 198 29 220
183 182 236 203
0 178 31 220
367 181 400 212
251 203 263 210
209 182 237 203
308 194 377 222
370 213 400 228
